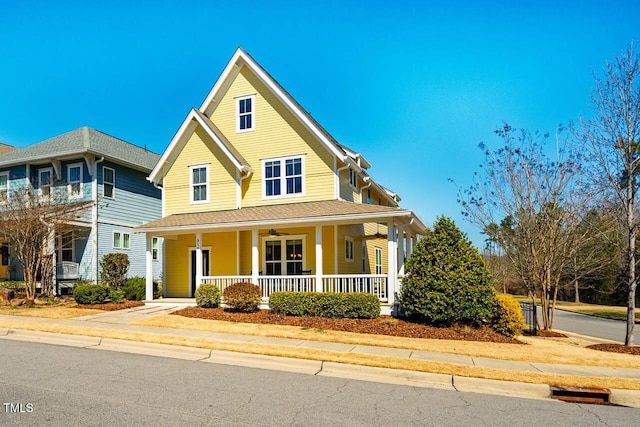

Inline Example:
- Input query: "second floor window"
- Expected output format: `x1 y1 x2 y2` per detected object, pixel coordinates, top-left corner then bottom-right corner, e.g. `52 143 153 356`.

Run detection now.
348 169 357 188
68 164 82 199
103 167 115 199
0 172 8 203
237 95 254 132
113 231 131 250
39 169 52 198
263 156 304 198
190 164 209 203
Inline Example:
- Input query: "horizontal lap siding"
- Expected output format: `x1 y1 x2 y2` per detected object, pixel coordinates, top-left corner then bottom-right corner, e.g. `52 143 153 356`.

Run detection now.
337 224 365 274
97 223 162 280
164 234 193 297
211 67 335 207
164 127 237 215
202 232 237 276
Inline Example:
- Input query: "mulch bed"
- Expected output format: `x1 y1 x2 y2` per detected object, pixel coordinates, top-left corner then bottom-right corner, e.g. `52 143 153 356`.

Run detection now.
587 344 640 356
76 300 145 311
173 307 522 344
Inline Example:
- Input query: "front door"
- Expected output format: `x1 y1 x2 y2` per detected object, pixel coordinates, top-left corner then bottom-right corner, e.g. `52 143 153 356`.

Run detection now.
0 242 9 280
190 249 210 296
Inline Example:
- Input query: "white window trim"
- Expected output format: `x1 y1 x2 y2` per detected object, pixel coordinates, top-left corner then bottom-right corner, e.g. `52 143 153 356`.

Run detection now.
374 246 383 274
57 231 75 262
152 237 159 261
348 169 358 189
38 168 53 199
236 94 255 133
189 164 209 204
0 171 9 204
113 231 131 250
345 236 354 262
261 154 305 200
261 234 306 275
103 166 115 199
67 163 83 199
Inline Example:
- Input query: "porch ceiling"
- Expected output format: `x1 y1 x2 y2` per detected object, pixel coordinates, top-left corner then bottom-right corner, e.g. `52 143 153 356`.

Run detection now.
135 200 426 236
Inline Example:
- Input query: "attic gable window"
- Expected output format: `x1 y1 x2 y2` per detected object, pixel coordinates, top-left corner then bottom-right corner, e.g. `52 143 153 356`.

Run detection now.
237 95 255 132
263 155 304 199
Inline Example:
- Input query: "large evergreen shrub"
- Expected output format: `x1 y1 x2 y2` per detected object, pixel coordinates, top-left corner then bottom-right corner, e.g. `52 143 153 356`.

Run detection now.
400 216 495 326
100 253 129 290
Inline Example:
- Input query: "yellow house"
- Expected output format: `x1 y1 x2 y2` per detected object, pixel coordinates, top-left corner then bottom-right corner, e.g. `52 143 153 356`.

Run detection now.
137 48 426 314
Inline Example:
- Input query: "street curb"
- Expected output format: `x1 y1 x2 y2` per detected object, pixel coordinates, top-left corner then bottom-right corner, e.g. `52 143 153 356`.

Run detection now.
95 338 212 361
319 362 454 390
1 329 101 348
453 376 551 401
610 388 640 407
202 348 323 374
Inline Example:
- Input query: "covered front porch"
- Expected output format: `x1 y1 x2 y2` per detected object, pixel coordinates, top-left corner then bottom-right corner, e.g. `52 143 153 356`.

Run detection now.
136 201 425 315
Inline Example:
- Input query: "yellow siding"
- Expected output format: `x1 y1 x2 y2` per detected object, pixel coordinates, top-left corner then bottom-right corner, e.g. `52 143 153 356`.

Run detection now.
362 223 389 274
164 234 194 297
210 66 335 207
322 225 335 274
337 224 365 274
164 126 238 215
338 167 361 203
203 232 237 275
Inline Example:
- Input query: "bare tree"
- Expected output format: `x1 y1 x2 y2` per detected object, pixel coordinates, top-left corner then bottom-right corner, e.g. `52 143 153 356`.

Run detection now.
459 125 590 330
576 43 640 346
0 185 89 301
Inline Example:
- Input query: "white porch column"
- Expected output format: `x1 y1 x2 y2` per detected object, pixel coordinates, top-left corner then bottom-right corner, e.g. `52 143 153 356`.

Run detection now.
195 232 203 296
251 229 259 285
145 235 153 301
315 225 323 292
387 220 397 305
397 229 405 275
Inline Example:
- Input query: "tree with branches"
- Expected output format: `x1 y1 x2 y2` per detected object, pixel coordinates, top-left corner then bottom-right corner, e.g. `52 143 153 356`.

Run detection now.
0 183 89 301
459 125 593 330
576 43 640 346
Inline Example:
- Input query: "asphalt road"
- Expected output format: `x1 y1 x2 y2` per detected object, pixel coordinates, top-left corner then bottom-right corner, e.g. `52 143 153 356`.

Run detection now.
1 340 639 426
543 307 628 343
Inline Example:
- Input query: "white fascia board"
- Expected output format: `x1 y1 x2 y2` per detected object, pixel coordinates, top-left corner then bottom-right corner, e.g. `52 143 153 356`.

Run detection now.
192 112 246 171
199 49 245 113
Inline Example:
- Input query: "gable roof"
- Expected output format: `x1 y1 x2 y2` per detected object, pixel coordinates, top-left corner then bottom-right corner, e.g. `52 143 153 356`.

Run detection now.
0 142 17 156
0 127 160 172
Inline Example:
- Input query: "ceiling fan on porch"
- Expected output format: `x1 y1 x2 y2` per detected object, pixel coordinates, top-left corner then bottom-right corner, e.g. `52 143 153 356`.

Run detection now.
362 225 387 240
260 229 290 237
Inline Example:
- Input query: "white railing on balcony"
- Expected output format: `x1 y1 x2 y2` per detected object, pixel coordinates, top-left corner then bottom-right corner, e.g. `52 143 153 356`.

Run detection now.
200 276 252 295
200 274 389 301
257 275 316 297
322 274 388 301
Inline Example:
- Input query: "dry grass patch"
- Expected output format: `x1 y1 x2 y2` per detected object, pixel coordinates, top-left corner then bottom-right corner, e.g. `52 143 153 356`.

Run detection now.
133 315 640 369
1 317 639 390
0 305 100 319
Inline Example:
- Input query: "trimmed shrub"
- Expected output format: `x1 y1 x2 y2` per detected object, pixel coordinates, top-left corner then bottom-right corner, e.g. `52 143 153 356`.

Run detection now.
195 283 222 308
269 292 380 319
109 289 125 304
100 253 130 290
400 216 495 326
73 284 110 304
223 282 262 312
491 294 525 337
123 277 146 301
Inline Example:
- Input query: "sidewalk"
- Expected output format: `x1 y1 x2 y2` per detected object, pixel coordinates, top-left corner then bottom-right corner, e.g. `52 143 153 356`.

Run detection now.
1 305 640 407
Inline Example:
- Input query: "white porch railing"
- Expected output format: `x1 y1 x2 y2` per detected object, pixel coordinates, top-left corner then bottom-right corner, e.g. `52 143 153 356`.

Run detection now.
199 274 388 301
322 274 388 301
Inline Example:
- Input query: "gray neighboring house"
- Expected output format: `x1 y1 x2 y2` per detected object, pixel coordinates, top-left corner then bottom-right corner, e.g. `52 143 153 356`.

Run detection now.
0 126 163 287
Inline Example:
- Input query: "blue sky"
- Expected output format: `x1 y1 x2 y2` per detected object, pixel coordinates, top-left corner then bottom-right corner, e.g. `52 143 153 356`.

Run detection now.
1 0 639 246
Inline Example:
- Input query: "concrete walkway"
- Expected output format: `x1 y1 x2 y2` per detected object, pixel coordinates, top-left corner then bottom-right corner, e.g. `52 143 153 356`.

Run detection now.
1 305 640 407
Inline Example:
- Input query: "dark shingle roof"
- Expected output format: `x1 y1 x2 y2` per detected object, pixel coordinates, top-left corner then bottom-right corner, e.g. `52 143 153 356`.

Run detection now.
0 127 160 171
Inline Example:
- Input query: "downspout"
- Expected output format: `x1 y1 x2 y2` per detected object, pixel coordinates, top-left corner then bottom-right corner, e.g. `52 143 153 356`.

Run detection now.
360 177 372 203
93 157 104 283
336 163 350 200
238 168 253 208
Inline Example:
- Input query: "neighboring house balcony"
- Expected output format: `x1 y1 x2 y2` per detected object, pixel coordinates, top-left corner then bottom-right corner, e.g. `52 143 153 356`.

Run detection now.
136 200 425 315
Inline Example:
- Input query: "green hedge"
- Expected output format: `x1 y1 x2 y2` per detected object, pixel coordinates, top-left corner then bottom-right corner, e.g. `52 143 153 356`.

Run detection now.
123 277 146 301
73 284 110 305
269 292 380 319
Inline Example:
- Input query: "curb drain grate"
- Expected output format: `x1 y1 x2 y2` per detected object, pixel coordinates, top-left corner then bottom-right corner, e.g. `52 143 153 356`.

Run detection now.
549 385 611 405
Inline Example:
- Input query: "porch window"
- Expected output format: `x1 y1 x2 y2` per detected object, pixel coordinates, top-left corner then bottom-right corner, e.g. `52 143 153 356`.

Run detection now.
375 246 382 274
103 166 115 199
345 237 354 262
68 163 82 199
0 172 8 203
39 168 52 198
152 237 159 260
263 155 304 198
237 95 254 132
190 164 209 203
264 236 305 275
57 231 74 262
